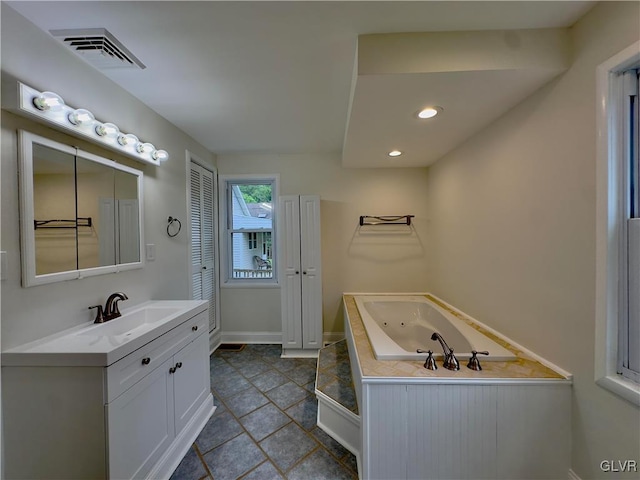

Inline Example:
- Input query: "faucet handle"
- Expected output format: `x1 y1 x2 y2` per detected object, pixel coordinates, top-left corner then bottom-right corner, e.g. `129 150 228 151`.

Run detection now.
89 305 105 323
417 349 437 370
467 350 489 371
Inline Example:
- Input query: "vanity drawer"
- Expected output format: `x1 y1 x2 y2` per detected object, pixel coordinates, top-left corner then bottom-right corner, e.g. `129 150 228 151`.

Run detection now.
105 311 207 402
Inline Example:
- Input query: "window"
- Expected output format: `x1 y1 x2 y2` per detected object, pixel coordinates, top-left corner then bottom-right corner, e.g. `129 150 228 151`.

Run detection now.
621 69 640 383
595 42 640 405
220 175 277 284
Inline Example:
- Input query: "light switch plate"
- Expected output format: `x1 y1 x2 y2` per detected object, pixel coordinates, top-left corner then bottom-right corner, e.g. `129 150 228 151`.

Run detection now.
145 244 156 261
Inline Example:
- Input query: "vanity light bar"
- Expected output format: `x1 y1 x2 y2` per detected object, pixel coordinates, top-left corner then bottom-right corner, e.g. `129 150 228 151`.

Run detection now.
17 82 169 166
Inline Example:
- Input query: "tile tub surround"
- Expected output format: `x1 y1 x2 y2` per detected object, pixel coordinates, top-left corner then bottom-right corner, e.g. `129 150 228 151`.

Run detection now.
344 294 569 380
171 344 358 480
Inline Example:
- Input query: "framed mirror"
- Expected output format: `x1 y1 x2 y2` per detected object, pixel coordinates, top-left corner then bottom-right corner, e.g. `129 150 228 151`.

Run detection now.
19 130 144 287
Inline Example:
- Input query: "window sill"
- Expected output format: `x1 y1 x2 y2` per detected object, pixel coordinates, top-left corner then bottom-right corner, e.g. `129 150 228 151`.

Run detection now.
596 374 640 406
221 281 280 289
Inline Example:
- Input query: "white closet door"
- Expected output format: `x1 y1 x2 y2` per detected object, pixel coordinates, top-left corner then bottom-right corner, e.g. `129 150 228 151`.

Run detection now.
300 195 322 349
190 163 217 333
280 196 303 348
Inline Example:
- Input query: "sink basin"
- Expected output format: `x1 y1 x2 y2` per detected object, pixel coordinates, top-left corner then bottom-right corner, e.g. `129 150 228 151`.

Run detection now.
1 300 208 367
77 306 184 339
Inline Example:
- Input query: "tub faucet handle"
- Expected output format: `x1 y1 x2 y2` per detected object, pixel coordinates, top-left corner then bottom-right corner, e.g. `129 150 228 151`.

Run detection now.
417 349 437 370
467 350 489 371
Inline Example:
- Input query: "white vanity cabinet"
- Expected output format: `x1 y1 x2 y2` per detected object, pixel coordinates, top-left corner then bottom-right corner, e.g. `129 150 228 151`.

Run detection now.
2 301 215 480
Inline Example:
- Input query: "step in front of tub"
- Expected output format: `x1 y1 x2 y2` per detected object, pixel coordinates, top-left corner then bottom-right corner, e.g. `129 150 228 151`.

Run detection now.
315 340 361 458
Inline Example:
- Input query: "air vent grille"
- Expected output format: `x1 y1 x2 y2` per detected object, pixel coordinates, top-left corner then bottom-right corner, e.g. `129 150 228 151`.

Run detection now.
50 28 146 70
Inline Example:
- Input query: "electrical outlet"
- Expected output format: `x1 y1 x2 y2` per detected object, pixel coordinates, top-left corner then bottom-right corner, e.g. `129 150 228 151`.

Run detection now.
145 244 156 261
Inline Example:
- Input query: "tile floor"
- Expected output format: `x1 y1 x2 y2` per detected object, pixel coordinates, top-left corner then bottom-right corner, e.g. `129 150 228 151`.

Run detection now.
170 344 358 480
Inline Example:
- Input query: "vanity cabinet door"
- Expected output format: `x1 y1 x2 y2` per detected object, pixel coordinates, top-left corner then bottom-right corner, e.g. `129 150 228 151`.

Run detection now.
173 332 211 434
106 357 175 480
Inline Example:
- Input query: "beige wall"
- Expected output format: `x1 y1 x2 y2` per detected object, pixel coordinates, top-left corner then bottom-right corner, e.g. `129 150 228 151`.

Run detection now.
217 153 430 335
425 2 639 478
1 4 215 349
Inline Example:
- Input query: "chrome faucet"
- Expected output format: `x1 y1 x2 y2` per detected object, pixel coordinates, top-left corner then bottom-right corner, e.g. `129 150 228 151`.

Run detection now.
104 292 129 321
431 332 460 370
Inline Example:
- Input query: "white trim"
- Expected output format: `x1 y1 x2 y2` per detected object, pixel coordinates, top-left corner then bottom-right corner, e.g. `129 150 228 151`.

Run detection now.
323 332 345 345
595 41 640 406
315 389 361 455
281 348 319 358
218 174 280 287
220 331 282 344
19 130 144 287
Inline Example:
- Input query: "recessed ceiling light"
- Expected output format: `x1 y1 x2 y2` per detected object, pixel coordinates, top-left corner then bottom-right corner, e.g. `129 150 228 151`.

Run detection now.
388 150 403 157
417 106 442 119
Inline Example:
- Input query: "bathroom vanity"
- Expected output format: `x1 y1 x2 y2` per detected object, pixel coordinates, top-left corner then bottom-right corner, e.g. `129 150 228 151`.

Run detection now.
2 300 214 480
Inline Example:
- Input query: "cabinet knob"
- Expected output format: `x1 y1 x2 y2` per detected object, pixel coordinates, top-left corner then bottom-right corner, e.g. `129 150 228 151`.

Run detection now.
176 362 183 369
141 357 151 365
192 325 198 332
295 271 300 274
303 271 307 275
202 266 207 270
169 366 176 374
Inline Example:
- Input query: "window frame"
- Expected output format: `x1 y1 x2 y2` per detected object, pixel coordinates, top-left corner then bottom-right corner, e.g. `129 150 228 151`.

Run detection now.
219 174 279 287
595 41 640 406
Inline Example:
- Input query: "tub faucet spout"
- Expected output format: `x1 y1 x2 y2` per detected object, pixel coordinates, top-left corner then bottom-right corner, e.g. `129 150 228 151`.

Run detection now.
431 332 460 370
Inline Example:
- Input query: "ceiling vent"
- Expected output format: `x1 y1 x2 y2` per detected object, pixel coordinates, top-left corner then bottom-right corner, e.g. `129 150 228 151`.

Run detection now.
50 28 146 70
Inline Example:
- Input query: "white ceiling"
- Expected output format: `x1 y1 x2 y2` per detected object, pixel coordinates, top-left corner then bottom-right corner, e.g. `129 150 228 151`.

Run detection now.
7 1 595 166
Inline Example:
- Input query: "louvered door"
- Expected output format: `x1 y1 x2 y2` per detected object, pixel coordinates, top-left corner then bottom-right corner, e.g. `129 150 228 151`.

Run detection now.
190 162 217 334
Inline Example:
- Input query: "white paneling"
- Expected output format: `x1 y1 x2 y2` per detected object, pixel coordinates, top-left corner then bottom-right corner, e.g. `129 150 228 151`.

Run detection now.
300 195 322 348
496 385 571 478
365 384 408 480
406 384 497 480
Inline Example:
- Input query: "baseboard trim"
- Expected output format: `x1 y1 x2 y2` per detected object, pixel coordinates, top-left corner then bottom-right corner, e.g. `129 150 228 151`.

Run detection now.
568 469 582 480
323 332 345 345
220 331 282 344
218 331 345 346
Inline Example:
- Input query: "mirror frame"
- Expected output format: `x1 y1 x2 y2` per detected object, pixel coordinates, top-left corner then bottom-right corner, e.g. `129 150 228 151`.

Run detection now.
18 130 145 287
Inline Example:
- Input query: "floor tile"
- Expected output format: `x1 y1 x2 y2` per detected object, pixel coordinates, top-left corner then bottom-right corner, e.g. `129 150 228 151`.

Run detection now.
225 386 269 417
342 452 359 475
241 460 285 480
259 423 318 472
236 359 272 379
169 446 208 480
202 433 265 480
240 403 292 441
286 448 356 480
285 396 318 431
286 364 317 386
250 369 289 392
212 373 252 399
265 381 309 409
268 358 298 373
311 426 350 460
195 411 243 453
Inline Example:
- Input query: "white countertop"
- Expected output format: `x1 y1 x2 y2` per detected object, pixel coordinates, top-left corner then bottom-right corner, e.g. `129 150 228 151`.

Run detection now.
2 300 208 367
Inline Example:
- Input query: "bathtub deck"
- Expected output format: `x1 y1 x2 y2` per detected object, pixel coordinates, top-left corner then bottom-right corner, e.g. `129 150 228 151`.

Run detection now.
344 294 567 380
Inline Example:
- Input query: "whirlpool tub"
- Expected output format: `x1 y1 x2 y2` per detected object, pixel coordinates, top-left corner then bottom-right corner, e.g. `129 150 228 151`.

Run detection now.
353 295 517 361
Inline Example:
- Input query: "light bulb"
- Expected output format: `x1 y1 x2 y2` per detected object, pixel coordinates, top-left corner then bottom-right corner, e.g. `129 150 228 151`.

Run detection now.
388 150 403 157
136 142 155 154
68 108 95 126
32 91 65 111
118 133 139 147
417 106 442 119
152 149 169 162
95 122 120 139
